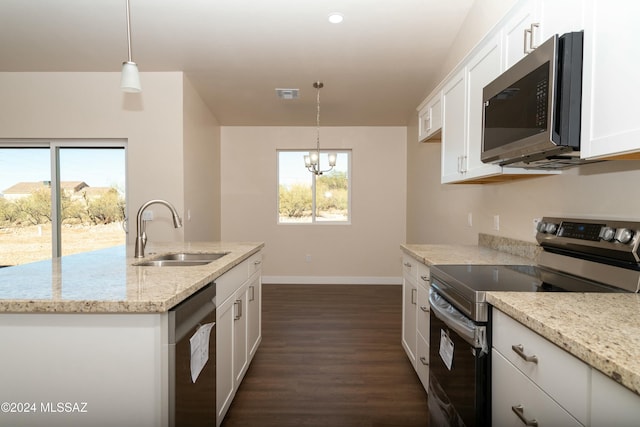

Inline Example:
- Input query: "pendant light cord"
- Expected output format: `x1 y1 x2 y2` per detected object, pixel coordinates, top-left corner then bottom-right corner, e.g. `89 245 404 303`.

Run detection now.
125 0 133 62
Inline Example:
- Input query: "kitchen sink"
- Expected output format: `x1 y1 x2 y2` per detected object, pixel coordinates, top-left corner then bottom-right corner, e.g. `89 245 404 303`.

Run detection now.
133 252 230 267
152 252 229 262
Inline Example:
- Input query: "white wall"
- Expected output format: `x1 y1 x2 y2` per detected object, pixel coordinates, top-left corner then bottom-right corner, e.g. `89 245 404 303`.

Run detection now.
0 72 221 249
406 0 640 245
182 76 222 241
220 126 407 283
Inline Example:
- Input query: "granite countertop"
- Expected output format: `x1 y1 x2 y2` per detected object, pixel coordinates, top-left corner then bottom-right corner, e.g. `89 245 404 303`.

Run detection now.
401 242 535 266
0 241 264 313
488 292 640 396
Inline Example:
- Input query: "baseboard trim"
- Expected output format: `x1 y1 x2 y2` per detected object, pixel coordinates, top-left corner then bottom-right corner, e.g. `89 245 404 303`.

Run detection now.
262 276 402 285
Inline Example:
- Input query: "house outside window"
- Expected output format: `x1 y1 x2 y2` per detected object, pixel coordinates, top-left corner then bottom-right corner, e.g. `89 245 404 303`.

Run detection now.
277 150 350 224
0 141 126 267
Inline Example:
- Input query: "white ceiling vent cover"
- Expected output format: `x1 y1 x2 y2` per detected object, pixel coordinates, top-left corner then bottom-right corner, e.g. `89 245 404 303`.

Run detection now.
275 88 299 100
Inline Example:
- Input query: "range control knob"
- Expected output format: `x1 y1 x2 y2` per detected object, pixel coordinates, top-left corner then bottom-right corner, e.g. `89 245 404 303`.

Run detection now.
544 222 558 234
614 228 634 244
536 221 547 233
600 226 616 242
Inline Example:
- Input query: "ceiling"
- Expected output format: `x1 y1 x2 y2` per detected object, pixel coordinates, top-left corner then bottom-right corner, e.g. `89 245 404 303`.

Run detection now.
0 0 475 126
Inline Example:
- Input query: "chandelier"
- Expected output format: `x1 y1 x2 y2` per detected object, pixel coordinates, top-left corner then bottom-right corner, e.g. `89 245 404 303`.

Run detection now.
304 81 337 175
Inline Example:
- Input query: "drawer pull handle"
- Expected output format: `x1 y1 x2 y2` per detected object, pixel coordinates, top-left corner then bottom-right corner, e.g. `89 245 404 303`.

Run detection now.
511 405 538 427
420 305 429 313
254 260 262 265
404 262 412 268
420 275 429 282
419 356 429 366
512 344 538 364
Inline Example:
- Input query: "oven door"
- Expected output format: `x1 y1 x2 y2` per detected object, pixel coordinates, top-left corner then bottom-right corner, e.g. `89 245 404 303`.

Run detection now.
428 288 489 427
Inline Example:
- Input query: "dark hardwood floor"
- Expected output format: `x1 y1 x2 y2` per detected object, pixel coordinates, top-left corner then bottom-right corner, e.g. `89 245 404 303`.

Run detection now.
221 284 428 427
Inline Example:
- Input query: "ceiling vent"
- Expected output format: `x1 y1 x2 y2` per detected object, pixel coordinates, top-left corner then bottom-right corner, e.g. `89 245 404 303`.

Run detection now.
275 88 299 100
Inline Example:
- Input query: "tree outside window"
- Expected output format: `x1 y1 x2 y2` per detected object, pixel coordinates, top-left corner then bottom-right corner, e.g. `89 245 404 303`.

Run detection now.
278 150 350 224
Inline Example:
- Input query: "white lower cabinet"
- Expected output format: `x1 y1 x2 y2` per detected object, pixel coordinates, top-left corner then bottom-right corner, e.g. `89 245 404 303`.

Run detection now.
493 308 640 426
492 349 583 427
216 251 262 426
590 368 640 427
401 254 430 392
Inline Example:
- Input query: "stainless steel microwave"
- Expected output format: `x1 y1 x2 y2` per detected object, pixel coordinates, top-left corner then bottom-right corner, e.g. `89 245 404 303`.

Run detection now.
481 31 588 169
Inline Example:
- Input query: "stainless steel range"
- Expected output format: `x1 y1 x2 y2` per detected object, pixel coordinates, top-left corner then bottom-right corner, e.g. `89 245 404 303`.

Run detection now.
428 217 640 427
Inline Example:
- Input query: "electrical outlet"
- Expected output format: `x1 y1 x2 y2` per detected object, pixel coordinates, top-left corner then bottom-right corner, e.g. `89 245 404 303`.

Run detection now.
305 254 312 263
493 215 500 231
142 210 153 221
467 213 473 227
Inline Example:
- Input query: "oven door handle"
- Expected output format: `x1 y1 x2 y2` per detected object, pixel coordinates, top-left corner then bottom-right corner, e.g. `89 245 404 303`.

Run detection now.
429 288 488 354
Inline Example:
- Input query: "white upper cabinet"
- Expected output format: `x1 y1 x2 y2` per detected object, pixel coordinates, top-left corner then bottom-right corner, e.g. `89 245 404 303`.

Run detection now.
441 68 467 183
580 0 640 159
464 34 504 181
503 0 584 69
417 90 442 142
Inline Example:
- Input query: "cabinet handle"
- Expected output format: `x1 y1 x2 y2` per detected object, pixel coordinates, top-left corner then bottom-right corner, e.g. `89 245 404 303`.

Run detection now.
404 261 412 268
234 299 243 320
411 288 417 305
529 23 539 51
249 285 255 302
511 405 538 427
420 305 429 313
511 344 538 364
419 356 429 366
254 260 262 266
524 27 532 54
420 275 429 282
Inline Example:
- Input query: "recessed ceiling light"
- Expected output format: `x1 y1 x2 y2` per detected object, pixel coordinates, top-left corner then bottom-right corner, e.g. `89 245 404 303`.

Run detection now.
328 13 344 24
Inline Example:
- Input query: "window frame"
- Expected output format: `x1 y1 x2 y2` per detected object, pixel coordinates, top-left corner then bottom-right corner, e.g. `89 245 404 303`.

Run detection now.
277 149 352 225
0 139 128 258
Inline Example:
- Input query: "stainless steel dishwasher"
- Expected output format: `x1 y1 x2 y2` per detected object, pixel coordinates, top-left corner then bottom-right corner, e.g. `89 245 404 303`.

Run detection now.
168 282 216 427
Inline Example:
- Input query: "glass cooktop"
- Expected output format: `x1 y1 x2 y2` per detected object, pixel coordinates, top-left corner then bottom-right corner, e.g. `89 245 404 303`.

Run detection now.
430 264 624 302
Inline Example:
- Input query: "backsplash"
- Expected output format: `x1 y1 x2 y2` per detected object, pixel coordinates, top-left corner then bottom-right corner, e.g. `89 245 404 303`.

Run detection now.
478 233 541 261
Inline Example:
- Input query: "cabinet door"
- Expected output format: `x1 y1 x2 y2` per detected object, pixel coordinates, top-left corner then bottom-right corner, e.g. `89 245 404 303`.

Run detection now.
247 273 262 359
233 282 249 387
581 0 640 159
216 295 235 423
502 0 538 69
441 68 467 183
465 34 503 180
418 91 443 142
591 368 640 426
492 349 583 427
401 276 417 366
537 0 584 41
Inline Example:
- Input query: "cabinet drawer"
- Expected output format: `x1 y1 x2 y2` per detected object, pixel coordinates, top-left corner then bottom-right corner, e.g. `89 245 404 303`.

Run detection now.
247 251 262 276
416 282 430 339
402 254 418 283
492 349 583 427
492 309 589 424
416 332 429 391
216 258 249 305
417 263 430 288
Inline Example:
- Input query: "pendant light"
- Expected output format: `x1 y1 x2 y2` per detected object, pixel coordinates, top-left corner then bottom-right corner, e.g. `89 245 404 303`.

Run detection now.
304 81 337 175
120 0 141 92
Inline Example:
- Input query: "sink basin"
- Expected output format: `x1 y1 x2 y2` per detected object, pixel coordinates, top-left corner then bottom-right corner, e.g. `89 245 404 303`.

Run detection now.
134 260 213 267
152 252 229 262
133 252 230 267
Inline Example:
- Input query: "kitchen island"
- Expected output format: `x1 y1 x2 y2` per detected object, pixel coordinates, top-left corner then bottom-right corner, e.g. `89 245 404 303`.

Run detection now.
0 241 263 427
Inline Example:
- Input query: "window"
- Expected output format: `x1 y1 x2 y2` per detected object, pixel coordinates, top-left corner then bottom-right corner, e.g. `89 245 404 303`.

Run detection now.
278 150 350 224
0 141 126 266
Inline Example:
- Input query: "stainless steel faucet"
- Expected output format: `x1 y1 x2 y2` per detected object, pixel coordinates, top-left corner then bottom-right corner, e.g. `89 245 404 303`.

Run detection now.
134 199 183 258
